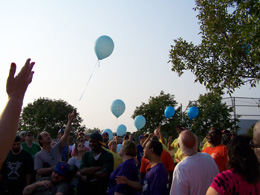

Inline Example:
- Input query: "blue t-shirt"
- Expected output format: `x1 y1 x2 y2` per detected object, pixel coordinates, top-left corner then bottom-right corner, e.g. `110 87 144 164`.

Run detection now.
107 158 140 195
141 163 169 195
136 144 143 169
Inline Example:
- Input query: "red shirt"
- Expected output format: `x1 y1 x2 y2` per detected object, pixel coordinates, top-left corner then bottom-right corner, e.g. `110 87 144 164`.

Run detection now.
140 149 175 173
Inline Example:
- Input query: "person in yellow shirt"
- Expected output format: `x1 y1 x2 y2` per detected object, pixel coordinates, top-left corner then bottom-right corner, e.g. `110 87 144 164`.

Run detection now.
107 140 122 170
168 125 186 163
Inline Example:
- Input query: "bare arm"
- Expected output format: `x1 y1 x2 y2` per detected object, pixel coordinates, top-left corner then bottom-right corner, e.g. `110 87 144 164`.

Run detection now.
0 59 35 169
158 126 166 145
60 111 75 148
23 180 52 195
168 136 174 150
116 175 143 191
142 133 153 148
206 187 220 195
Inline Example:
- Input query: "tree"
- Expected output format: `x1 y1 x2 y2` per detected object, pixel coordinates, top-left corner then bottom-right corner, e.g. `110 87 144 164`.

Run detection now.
169 0 260 94
186 92 239 136
19 98 86 138
132 91 185 138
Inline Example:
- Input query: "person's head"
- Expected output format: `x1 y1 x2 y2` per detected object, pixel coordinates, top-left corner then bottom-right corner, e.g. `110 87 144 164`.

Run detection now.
68 135 74 145
38 131 52 147
12 136 22 154
102 132 109 143
52 162 70 184
178 130 198 156
228 135 260 184
19 131 26 142
119 140 137 158
76 136 85 144
123 134 129 141
253 120 260 163
85 133 90 141
143 140 163 160
221 133 231 145
89 132 106 153
57 129 64 140
230 131 236 139
25 131 34 143
75 141 86 155
108 140 117 152
78 131 85 138
115 136 122 144
138 135 145 144
207 127 222 146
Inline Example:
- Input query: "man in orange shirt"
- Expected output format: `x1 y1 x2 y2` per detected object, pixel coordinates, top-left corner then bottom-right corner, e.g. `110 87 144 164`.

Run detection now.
202 127 228 172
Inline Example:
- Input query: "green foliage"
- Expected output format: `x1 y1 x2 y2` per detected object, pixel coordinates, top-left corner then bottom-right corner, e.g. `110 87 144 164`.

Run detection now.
132 91 186 138
169 0 260 94
246 123 255 139
186 92 239 136
19 98 86 138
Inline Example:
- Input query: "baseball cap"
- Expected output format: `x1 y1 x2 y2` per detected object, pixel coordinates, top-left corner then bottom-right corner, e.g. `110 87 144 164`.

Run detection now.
78 132 85 136
90 132 106 146
138 135 144 139
54 162 69 176
19 131 26 136
25 131 34 136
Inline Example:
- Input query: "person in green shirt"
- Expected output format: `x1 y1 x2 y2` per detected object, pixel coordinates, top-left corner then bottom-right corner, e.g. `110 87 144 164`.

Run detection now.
22 130 41 159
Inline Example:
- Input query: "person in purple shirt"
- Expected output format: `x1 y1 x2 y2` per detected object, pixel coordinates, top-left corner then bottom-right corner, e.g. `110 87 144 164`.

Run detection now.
107 140 139 195
116 138 169 195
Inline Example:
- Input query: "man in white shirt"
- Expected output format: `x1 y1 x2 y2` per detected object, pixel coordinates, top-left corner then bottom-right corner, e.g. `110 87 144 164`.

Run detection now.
170 130 219 195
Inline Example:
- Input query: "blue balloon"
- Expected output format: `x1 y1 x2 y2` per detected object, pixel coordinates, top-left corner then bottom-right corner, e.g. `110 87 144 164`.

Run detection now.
111 99 125 118
94 35 114 60
164 106 175 118
116 144 122 153
117 124 127 136
103 129 113 141
134 115 146 130
188 106 199 120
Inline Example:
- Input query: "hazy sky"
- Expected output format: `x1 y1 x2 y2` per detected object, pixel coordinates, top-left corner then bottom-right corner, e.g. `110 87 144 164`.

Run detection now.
0 0 259 134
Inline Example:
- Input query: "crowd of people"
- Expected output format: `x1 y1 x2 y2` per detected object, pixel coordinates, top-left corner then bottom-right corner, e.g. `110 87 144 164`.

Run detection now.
0 59 260 195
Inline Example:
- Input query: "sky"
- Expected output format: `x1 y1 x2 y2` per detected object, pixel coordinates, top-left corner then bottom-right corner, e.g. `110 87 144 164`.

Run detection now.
0 0 259 134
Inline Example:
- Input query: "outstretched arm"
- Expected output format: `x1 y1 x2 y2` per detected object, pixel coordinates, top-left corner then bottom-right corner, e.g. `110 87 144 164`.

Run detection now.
0 59 35 169
60 111 75 148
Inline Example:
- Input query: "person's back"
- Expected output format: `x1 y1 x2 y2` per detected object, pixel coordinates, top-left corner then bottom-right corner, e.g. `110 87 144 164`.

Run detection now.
171 152 218 194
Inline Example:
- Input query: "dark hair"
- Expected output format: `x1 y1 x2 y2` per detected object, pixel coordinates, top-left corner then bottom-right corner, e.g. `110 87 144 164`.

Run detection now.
227 135 260 184
221 134 231 145
210 127 222 136
14 135 21 142
37 134 43 147
148 140 163 156
123 140 137 157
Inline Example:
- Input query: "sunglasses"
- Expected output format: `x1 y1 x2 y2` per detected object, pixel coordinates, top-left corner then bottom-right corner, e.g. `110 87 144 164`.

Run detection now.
249 140 260 149
78 145 85 147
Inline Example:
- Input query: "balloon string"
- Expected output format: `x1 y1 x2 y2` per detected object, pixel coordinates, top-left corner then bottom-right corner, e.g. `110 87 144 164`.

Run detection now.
79 60 99 101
